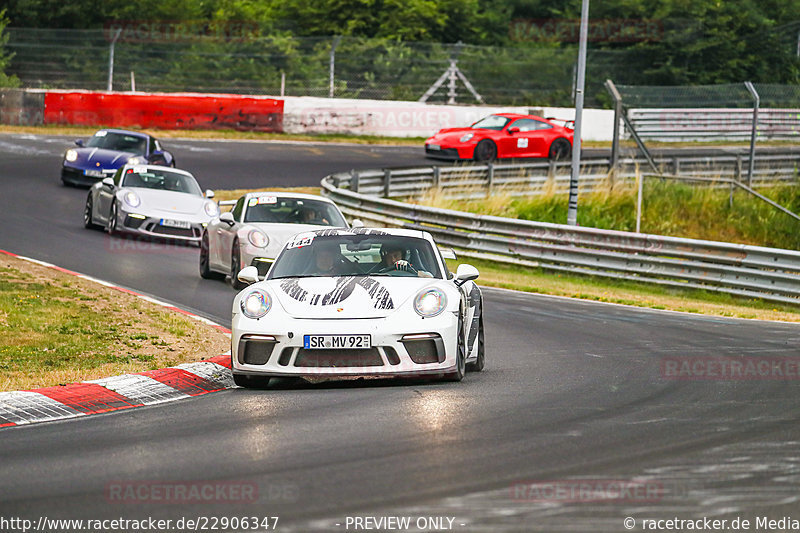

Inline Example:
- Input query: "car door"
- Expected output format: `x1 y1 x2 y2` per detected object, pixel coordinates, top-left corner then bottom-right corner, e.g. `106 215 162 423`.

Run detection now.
95 168 123 223
507 118 552 158
214 197 244 269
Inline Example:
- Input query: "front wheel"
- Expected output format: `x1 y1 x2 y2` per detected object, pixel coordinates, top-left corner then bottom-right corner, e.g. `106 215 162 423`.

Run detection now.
107 201 119 235
230 240 247 290
473 139 497 162
548 138 571 161
466 314 485 372
444 316 466 382
200 232 224 280
84 195 100 229
233 373 271 388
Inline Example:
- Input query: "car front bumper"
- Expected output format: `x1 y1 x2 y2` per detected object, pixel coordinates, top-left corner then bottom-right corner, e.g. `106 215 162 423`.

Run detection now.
62 164 116 186
115 208 209 243
231 312 459 378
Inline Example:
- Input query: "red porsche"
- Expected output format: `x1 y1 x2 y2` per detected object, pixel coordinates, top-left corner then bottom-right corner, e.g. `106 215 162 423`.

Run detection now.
424 113 574 162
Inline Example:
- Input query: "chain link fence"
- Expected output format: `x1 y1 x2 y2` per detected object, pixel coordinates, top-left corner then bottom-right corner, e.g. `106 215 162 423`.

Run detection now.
3 27 643 107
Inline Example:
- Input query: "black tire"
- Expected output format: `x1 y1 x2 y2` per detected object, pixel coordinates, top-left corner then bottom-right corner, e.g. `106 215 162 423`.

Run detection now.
233 373 271 388
473 139 497 162
107 201 118 235
444 316 466 382
230 240 247 290
466 314 485 372
199 232 224 280
548 138 571 161
84 195 100 229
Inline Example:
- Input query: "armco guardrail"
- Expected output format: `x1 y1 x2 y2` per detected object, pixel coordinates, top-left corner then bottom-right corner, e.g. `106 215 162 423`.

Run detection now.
321 170 800 305
334 152 800 200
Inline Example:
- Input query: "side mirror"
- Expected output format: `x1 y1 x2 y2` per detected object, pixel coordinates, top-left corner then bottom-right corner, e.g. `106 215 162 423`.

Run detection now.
101 177 115 188
454 263 479 286
205 189 215 199
507 127 520 135
75 139 85 147
237 266 259 285
219 212 235 225
351 219 364 228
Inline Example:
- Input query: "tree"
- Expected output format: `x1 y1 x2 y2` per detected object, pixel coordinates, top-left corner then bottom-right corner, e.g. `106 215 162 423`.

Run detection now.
0 9 20 88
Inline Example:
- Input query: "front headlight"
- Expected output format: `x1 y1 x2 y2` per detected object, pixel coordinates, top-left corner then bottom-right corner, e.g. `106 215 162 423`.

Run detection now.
65 149 78 162
240 289 271 319
414 288 447 317
459 133 474 143
247 228 269 248
127 156 145 164
204 201 219 217
123 190 141 208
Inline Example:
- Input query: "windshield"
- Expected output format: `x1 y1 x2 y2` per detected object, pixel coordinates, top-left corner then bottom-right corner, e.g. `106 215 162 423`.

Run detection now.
471 115 511 131
86 131 147 155
121 168 202 196
243 196 347 227
269 234 443 279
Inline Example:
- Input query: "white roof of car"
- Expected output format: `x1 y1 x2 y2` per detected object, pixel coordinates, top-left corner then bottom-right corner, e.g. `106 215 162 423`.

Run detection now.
243 191 337 203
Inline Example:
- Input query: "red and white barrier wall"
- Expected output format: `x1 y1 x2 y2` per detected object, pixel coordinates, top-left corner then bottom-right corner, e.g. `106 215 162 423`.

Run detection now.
0 88 616 140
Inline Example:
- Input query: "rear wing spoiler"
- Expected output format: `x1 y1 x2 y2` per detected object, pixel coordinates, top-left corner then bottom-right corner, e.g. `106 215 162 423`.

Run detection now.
545 117 575 129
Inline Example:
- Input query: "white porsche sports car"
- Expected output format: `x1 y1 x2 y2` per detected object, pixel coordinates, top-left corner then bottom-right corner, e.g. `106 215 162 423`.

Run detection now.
230 228 485 387
200 191 350 289
84 164 218 244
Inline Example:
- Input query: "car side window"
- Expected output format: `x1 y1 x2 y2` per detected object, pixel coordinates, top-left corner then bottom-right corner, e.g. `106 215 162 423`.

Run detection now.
231 197 245 222
113 168 124 186
511 119 552 132
148 137 158 155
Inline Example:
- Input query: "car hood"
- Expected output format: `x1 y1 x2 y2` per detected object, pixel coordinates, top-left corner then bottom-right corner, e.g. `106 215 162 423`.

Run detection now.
126 188 207 216
426 128 482 143
71 147 137 168
266 276 439 319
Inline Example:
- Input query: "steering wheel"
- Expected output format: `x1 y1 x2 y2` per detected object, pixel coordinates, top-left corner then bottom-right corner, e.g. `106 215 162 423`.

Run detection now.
375 261 418 275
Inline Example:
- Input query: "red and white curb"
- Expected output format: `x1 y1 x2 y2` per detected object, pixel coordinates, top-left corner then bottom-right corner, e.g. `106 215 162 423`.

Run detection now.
0 250 235 429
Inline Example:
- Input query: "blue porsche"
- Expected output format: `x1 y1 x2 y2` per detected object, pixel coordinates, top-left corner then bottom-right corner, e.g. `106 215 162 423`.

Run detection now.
61 129 176 187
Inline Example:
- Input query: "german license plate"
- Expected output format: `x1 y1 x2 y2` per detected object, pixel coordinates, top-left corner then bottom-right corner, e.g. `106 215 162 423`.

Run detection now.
304 334 371 349
428 144 441 151
84 169 105 178
160 218 191 229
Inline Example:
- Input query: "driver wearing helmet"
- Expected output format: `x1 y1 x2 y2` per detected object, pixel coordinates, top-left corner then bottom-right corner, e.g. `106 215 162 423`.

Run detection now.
372 243 433 278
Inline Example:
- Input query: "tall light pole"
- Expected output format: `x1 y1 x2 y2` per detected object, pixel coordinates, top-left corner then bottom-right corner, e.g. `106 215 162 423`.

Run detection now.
567 0 590 226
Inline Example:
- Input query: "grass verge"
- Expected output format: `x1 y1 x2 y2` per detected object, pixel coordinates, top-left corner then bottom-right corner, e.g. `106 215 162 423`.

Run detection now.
0 254 230 392
449 256 800 323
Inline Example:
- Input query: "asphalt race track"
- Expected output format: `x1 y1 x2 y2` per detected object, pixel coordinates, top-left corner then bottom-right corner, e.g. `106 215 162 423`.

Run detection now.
1 133 800 532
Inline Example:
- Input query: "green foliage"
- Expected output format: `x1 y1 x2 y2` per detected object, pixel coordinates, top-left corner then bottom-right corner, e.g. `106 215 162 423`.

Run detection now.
0 9 20 87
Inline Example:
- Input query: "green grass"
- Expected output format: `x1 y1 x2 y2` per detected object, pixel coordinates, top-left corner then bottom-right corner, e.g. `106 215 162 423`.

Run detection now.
422 179 800 250
0 275 138 376
448 256 800 322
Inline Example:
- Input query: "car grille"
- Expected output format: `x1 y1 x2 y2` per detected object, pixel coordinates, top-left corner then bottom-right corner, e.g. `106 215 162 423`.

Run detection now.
401 334 445 364
294 348 383 367
238 336 277 365
147 224 199 239
123 215 145 229
425 146 460 159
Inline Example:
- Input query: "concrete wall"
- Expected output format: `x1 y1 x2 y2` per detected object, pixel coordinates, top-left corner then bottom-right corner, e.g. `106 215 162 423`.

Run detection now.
281 96 615 141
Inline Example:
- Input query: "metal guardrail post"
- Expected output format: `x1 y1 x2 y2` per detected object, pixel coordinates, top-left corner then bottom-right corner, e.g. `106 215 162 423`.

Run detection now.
487 162 494 197
383 168 391 197
604 79 622 173
673 157 680 176
350 169 359 193
744 81 760 187
432 166 440 189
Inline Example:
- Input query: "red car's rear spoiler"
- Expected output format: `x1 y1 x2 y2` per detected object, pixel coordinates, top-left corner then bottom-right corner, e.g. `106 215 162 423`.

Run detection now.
545 117 575 129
